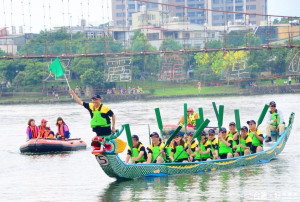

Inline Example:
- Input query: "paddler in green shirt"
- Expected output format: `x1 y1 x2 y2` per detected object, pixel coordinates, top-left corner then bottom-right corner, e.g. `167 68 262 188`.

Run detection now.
146 132 165 163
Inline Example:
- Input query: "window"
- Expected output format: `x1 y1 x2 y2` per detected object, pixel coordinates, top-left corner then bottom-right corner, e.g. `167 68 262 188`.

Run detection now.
116 20 124 25
116 12 124 17
128 4 135 9
235 14 243 19
147 33 159 40
235 6 243 11
235 0 243 3
188 12 195 17
116 4 124 9
246 5 256 10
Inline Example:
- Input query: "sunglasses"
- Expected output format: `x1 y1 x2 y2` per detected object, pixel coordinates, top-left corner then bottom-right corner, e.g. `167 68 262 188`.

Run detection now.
175 135 181 138
221 131 226 133
209 134 215 136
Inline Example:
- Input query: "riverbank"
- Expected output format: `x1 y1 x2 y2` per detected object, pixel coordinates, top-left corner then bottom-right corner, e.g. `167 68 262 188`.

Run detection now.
1 83 299 104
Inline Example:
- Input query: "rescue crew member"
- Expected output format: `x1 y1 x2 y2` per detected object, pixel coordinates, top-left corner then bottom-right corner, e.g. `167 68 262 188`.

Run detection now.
170 133 189 162
56 117 70 140
247 120 263 153
218 127 233 159
177 108 199 127
265 101 285 143
194 131 211 161
227 122 238 153
38 119 55 138
234 126 252 157
146 132 165 163
69 89 116 136
125 135 147 164
206 129 219 160
26 118 40 140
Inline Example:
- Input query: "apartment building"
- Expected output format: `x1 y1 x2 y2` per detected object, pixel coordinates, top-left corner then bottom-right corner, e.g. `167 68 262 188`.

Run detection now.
111 0 267 27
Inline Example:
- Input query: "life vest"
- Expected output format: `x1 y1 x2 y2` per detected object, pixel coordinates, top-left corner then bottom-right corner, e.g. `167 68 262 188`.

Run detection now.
58 124 70 139
173 144 189 161
219 136 233 154
179 113 199 126
149 142 165 161
90 104 111 128
39 125 51 138
236 135 252 153
28 126 38 139
227 131 237 148
131 143 146 162
195 141 211 160
270 110 280 126
248 129 263 147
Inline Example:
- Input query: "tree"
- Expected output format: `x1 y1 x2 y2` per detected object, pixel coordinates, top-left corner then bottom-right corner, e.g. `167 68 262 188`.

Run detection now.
80 68 104 88
159 37 183 51
205 40 223 49
130 30 159 79
71 57 97 79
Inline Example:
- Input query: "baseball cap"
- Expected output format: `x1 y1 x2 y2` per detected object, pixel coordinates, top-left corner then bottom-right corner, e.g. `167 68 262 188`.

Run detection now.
241 126 248 131
131 135 139 140
269 101 276 107
229 122 236 126
247 120 256 125
150 132 159 138
91 94 101 99
201 131 207 136
208 129 215 134
188 131 194 136
187 108 194 112
41 119 48 123
220 127 227 133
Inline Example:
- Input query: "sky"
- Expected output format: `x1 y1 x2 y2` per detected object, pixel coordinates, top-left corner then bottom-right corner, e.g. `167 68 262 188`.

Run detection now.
0 0 299 34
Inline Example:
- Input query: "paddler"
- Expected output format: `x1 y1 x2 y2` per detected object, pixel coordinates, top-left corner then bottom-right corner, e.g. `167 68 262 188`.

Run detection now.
146 132 165 163
125 135 147 164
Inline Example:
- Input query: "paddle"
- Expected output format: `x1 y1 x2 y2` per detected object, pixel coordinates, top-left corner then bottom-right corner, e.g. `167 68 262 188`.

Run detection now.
198 107 204 125
212 102 219 119
274 114 279 141
234 109 242 156
124 124 133 150
124 124 135 163
173 119 210 162
256 104 269 130
195 118 202 161
155 108 165 139
148 124 151 145
152 125 182 163
217 105 224 157
184 103 187 135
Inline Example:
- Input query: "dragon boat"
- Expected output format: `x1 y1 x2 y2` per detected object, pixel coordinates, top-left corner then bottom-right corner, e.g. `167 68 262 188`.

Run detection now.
20 138 87 153
91 112 294 180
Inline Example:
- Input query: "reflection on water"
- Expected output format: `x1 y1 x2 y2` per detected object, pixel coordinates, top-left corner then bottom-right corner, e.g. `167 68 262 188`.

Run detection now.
100 166 266 201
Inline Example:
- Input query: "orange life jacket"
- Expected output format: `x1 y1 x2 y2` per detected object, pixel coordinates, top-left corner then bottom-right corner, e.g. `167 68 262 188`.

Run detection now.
39 125 51 138
30 126 38 138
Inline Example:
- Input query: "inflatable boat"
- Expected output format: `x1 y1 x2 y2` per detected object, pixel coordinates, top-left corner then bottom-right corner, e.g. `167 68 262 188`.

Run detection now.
20 138 87 153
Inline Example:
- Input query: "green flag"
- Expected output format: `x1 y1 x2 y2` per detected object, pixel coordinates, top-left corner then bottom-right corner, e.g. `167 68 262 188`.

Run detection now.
49 58 64 79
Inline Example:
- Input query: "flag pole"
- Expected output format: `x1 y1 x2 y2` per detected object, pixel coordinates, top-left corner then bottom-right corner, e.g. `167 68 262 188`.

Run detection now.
64 74 73 98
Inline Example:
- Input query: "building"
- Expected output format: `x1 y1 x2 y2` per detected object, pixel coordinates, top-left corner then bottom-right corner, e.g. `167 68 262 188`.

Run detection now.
111 0 267 28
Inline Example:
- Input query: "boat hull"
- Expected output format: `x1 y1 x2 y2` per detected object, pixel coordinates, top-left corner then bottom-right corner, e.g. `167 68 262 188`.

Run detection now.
95 113 294 180
20 138 87 153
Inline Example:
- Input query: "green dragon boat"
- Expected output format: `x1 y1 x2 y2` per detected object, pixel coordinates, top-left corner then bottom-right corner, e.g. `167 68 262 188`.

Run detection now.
91 112 295 180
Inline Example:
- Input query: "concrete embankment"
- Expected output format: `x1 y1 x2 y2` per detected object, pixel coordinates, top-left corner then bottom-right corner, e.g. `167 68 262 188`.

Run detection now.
0 84 299 104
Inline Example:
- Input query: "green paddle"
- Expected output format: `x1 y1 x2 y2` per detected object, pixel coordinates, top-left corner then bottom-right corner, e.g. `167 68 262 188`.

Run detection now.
217 105 224 156
152 125 182 163
124 124 133 150
173 119 210 162
234 109 242 156
196 119 202 142
184 103 187 135
198 107 204 125
155 108 165 139
212 102 219 119
257 104 269 129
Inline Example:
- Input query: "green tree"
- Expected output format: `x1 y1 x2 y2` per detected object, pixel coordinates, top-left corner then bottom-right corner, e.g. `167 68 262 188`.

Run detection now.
80 68 104 88
71 57 97 79
130 30 159 79
159 37 183 51
205 40 223 49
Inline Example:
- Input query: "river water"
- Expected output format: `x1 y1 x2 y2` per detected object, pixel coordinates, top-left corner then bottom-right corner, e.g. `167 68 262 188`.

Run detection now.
1 94 299 201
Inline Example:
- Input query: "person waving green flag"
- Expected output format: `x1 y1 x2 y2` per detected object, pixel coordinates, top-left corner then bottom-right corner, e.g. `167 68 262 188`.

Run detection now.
48 58 65 79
